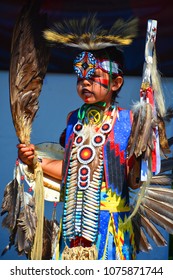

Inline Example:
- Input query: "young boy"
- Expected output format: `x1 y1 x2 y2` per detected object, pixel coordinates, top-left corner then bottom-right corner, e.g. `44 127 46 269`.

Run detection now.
18 46 140 260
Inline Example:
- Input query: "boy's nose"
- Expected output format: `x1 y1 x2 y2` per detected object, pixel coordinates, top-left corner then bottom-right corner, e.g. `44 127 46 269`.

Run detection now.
82 78 92 86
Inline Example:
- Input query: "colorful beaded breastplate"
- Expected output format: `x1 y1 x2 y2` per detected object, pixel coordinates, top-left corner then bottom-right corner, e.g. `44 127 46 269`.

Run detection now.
62 104 116 243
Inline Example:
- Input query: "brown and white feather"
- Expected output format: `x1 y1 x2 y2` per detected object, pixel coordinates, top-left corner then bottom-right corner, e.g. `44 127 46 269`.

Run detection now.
9 1 49 144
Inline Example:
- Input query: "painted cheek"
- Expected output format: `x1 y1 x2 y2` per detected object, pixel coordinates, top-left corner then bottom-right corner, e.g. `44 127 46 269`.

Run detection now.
91 77 109 88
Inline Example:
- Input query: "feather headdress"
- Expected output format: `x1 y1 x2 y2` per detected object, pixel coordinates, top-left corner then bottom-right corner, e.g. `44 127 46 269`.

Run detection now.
43 15 138 50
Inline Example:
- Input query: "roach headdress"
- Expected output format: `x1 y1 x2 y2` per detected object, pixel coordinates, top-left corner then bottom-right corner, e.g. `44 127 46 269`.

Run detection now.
43 16 138 50
44 16 138 80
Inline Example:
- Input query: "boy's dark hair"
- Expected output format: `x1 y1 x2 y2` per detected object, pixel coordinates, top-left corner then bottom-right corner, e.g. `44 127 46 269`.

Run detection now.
91 46 124 102
90 46 124 75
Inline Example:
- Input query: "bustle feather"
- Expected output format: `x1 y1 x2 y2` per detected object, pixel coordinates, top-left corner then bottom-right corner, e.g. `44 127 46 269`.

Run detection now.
131 135 173 252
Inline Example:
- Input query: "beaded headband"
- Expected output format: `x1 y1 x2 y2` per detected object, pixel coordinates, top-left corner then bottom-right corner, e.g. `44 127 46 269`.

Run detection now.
73 51 122 79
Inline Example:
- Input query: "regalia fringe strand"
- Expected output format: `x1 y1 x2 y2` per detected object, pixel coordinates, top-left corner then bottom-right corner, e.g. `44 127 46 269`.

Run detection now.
30 161 44 260
62 245 98 260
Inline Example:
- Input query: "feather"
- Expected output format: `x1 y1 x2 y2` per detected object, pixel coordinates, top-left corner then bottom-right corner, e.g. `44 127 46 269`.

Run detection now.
1 179 20 256
142 196 173 221
130 183 173 251
42 218 52 259
134 103 153 158
151 49 166 118
132 218 152 252
16 196 37 255
139 204 173 234
145 187 173 205
42 218 59 260
139 213 167 247
150 174 173 185
127 101 146 158
1 229 17 256
157 116 170 155
35 142 64 160
127 102 155 159
6 1 50 260
9 1 49 144
1 179 20 230
160 157 173 173
44 16 138 50
133 211 167 248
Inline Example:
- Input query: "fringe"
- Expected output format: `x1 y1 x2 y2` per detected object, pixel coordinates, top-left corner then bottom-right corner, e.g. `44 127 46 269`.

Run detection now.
31 160 44 260
62 245 98 260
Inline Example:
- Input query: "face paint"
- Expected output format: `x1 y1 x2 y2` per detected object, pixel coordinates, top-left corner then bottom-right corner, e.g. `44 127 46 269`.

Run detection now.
89 77 109 89
74 51 122 79
77 77 109 89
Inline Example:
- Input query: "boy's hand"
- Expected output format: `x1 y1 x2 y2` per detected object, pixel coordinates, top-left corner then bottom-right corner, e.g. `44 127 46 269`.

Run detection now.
17 143 35 167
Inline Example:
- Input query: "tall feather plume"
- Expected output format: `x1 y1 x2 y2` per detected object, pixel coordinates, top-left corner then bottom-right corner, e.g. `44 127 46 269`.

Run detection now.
43 15 138 50
10 0 49 145
7 0 50 260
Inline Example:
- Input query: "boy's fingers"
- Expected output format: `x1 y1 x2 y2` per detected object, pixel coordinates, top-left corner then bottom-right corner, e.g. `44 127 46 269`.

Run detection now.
17 143 35 150
28 155 35 160
17 143 26 148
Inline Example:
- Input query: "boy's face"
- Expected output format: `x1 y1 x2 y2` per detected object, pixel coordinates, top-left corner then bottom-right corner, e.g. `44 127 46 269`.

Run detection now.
77 68 123 106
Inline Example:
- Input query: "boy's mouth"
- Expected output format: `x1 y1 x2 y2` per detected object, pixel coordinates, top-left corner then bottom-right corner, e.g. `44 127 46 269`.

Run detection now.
82 89 93 97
